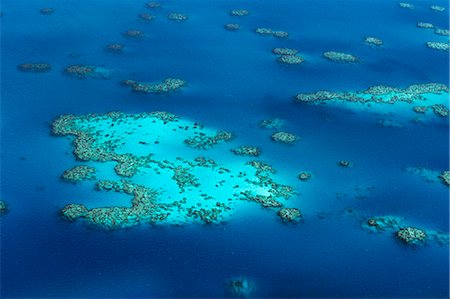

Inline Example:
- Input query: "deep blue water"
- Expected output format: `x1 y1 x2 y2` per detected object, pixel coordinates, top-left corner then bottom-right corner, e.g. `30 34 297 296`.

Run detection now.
1 0 449 298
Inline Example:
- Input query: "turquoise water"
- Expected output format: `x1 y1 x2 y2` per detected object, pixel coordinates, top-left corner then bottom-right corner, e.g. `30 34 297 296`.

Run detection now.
1 0 449 297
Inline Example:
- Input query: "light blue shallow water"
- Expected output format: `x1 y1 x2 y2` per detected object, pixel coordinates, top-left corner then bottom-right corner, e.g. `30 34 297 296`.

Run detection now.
1 0 449 297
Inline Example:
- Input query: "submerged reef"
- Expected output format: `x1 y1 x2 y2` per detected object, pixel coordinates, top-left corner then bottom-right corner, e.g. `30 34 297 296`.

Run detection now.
168 13 188 21
224 23 240 31
231 146 261 157
439 171 450 186
122 78 186 94
40 8 54 15
146 2 161 9
105 43 124 54
226 278 255 298
64 65 113 79
426 42 450 51
62 166 96 183
255 28 289 38
229 9 249 17
53 111 297 228
259 118 285 129
17 62 51 73
122 30 144 39
404 166 441 183
364 37 383 46
323 51 358 63
417 22 434 29
0 201 8 215
271 132 298 144
278 208 302 222
138 13 155 22
295 83 449 114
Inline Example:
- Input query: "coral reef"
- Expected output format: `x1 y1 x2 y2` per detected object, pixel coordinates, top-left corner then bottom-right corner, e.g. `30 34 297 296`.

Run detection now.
298 172 312 181
361 215 448 246
224 23 240 31
278 208 302 222
417 22 434 29
413 106 428 113
17 62 51 73
430 5 445 12
146 2 161 9
339 160 353 167
62 166 97 183
434 28 450 36
272 48 298 56
255 28 289 38
168 13 188 21
138 13 155 22
53 111 296 228
295 83 449 112
184 130 234 149
229 9 249 17
105 43 124 54
323 51 358 63
431 104 449 117
271 132 298 144
122 78 186 93
231 146 261 157
399 2 414 9
0 201 8 214
61 204 89 221
364 37 383 46
426 42 450 51
122 30 144 39
226 278 255 298
277 55 304 65
396 227 427 244
64 65 112 79
40 8 54 15
439 171 450 186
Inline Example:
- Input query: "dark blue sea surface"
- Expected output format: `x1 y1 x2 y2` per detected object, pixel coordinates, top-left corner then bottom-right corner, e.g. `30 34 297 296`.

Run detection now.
1 0 449 298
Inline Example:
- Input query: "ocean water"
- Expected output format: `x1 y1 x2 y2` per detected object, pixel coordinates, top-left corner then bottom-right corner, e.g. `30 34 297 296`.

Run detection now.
1 0 449 298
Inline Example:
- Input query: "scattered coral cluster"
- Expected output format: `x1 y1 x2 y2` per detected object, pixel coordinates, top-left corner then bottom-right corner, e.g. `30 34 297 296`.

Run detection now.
184 130 234 149
439 171 450 186
105 43 124 54
277 208 302 222
122 30 144 39
224 23 240 31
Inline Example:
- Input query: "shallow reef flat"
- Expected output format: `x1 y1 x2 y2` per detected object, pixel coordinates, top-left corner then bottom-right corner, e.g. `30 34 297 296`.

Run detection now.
53 111 299 229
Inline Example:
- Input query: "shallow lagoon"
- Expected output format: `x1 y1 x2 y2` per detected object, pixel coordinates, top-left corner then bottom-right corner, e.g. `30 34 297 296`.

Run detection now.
1 0 449 297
